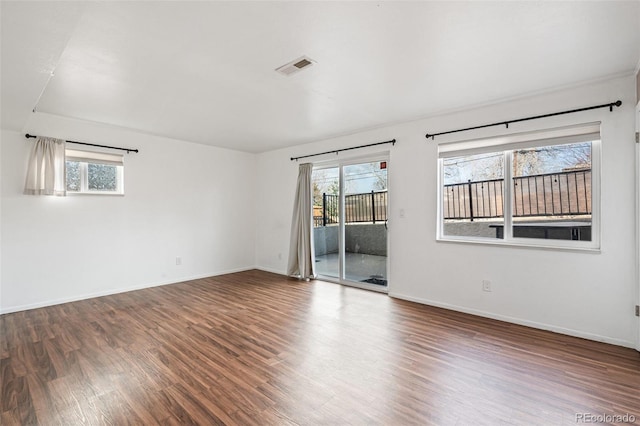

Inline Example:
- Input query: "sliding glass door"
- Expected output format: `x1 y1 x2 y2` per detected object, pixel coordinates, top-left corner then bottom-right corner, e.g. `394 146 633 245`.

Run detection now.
312 157 389 290
343 162 388 285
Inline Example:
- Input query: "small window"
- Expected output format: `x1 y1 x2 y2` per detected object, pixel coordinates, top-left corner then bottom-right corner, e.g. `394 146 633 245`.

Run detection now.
65 149 124 195
438 124 600 250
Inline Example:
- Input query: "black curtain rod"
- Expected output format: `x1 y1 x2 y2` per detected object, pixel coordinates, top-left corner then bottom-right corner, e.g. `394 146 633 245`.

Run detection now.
25 133 139 153
290 139 396 161
425 100 622 140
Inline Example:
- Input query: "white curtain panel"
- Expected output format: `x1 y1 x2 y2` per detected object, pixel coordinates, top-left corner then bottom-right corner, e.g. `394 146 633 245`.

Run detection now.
287 163 316 279
24 136 66 196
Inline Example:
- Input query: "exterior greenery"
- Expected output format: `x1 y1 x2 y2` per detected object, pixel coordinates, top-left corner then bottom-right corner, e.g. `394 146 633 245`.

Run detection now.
88 163 117 191
65 160 119 192
66 161 80 191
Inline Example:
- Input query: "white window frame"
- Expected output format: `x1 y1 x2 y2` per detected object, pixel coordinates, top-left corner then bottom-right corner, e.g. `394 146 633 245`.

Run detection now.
65 149 124 195
437 123 601 251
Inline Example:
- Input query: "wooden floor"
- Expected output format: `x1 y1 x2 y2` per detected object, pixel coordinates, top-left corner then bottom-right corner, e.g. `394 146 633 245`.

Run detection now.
2 270 639 425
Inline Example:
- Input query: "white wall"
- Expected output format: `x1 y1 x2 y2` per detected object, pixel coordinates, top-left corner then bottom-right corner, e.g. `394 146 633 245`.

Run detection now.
636 84 640 351
256 75 639 348
0 113 256 313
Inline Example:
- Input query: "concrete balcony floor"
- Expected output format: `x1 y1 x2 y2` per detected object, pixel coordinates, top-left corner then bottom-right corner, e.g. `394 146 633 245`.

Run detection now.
314 252 387 286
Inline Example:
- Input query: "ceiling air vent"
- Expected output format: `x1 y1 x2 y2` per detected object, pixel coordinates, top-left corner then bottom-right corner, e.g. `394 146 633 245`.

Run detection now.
275 56 315 76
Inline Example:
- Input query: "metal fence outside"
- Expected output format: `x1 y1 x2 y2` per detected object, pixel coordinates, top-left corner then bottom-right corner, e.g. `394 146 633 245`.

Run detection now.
443 169 591 221
314 191 388 227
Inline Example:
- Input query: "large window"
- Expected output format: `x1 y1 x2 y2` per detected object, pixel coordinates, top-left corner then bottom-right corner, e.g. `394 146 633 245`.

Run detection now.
65 149 124 195
438 124 600 250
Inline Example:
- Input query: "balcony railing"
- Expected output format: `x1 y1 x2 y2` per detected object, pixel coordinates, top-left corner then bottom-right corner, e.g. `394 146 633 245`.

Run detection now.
314 191 387 227
443 169 591 221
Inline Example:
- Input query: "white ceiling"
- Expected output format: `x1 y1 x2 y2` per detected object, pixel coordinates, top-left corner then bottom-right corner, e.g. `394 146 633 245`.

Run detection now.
2 1 639 153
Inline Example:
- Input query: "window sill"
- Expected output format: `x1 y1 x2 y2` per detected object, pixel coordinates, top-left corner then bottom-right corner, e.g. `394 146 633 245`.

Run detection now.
67 192 124 196
436 235 601 253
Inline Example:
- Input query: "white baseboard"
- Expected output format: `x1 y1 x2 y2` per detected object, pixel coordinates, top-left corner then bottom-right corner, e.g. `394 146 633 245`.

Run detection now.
0 266 255 315
388 291 637 349
255 266 287 276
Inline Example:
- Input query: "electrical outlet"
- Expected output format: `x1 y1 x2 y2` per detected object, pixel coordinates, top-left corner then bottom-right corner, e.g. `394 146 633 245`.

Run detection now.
176 257 182 266
482 280 492 292
635 305 639 317
278 253 282 260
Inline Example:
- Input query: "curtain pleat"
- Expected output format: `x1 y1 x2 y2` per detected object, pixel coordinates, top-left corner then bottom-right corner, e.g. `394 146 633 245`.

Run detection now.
287 163 316 279
24 137 66 196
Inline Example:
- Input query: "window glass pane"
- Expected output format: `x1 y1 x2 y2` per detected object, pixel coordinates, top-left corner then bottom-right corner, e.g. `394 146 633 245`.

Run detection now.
88 163 117 191
66 161 80 192
511 142 592 241
344 162 388 286
442 152 505 239
312 167 340 278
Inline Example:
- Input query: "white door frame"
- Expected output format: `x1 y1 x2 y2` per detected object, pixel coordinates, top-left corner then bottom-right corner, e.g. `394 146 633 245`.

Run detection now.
636 100 640 351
